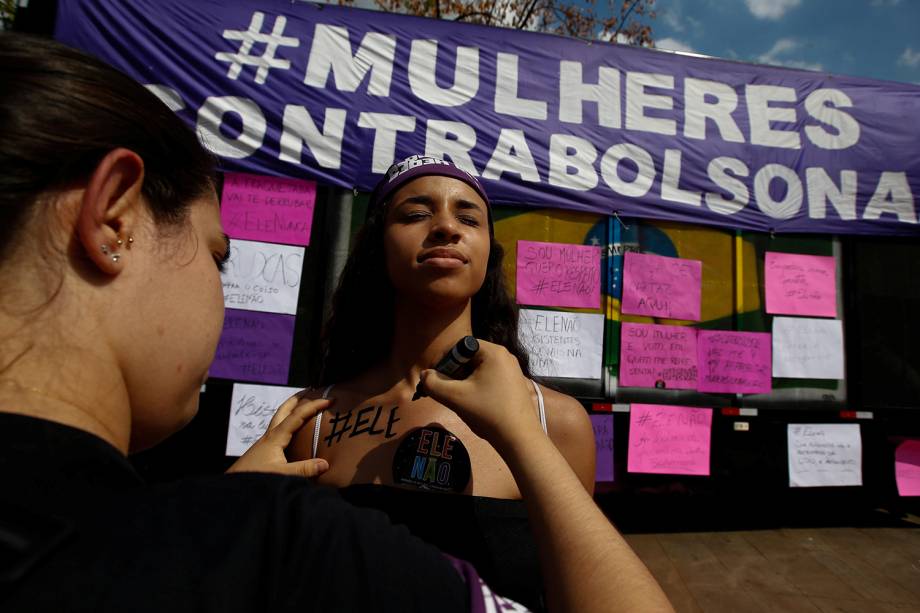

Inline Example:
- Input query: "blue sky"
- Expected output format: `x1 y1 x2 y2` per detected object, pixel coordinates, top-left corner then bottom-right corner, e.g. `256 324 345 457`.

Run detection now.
327 0 920 84
648 0 920 84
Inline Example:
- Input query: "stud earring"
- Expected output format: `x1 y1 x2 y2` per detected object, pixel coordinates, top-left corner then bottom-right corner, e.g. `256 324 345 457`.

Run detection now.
112 254 121 263
117 238 124 246
101 245 110 255
127 236 134 245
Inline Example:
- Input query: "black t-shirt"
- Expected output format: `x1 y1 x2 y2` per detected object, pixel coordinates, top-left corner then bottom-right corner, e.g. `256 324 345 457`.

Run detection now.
0 414 487 612
340 484 546 612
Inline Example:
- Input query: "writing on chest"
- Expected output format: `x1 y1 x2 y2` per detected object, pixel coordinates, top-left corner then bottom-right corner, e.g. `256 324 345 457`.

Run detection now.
324 405 400 447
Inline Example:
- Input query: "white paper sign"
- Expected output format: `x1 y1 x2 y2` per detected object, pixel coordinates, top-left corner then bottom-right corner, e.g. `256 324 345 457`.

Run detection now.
518 309 604 379
226 383 301 456
772 317 844 379
221 239 304 315
788 423 862 487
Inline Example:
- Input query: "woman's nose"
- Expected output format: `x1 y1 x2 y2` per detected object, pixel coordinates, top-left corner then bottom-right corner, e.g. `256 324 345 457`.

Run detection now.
429 210 461 241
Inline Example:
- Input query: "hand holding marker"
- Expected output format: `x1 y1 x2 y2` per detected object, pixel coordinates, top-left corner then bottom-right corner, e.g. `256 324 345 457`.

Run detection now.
413 336 480 401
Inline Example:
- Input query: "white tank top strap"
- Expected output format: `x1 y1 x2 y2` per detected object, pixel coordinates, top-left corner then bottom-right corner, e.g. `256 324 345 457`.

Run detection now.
311 385 334 459
531 380 548 435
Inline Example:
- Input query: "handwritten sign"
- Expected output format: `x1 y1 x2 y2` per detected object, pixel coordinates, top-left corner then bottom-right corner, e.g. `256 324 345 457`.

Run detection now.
518 309 604 378
516 240 601 309
772 317 844 379
210 310 296 385
621 252 702 321
697 330 772 394
895 440 920 496
226 383 301 456
788 424 862 487
627 404 712 476
591 414 615 482
619 323 698 389
221 239 304 315
221 172 316 246
765 252 837 318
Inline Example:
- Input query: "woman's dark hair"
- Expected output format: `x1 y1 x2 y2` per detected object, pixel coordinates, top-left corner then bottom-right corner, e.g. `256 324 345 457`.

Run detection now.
0 33 215 262
314 194 533 386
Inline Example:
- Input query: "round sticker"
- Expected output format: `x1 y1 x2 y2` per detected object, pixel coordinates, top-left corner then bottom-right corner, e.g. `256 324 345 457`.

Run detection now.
392 426 471 493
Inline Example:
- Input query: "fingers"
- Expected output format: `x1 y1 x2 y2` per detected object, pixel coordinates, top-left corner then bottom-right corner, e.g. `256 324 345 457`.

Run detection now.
275 458 330 479
267 392 304 430
267 398 332 447
418 369 461 407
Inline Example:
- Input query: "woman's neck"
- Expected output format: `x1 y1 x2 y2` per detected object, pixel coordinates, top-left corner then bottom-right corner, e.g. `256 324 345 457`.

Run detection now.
0 331 131 454
384 296 474 388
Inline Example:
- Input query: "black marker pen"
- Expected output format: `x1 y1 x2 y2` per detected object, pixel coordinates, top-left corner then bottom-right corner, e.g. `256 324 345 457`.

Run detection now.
412 336 480 401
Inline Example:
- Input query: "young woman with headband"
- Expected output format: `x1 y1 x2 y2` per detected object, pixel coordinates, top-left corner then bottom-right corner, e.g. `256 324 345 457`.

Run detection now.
289 155 597 610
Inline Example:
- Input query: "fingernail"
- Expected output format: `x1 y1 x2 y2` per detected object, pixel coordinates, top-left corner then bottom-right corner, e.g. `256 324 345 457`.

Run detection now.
316 459 329 472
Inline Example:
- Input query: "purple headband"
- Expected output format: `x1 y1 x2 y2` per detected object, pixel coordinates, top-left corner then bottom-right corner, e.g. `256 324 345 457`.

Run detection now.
369 155 491 214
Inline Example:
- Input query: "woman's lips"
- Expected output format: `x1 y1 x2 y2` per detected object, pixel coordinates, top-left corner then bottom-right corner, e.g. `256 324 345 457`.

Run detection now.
420 257 465 269
418 248 467 268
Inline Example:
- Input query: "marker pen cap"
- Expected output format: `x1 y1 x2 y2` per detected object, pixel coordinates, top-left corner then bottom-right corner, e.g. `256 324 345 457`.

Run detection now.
436 336 480 377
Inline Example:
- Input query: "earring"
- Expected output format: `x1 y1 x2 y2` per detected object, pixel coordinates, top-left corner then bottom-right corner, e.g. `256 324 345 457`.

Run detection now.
112 254 121 263
127 236 134 245
101 245 110 255
117 238 124 246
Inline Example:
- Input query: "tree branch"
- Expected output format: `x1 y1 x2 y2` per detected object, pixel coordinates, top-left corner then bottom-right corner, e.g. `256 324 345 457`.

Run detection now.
515 0 542 30
454 10 492 22
612 0 641 41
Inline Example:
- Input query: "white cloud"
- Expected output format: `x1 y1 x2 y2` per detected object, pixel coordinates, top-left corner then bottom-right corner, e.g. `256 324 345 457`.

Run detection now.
656 38 696 54
745 0 801 20
780 59 824 71
757 38 823 71
661 4 685 32
759 38 800 59
898 47 920 68
597 29 650 46
659 0 704 38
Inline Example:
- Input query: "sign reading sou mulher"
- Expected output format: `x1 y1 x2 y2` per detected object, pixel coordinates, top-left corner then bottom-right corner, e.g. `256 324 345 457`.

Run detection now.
516 240 601 309
56 0 920 236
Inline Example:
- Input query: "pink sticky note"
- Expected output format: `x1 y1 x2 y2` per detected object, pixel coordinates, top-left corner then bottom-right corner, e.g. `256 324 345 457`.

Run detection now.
622 252 702 321
619 323 698 389
765 252 837 318
220 172 316 246
895 440 920 496
516 240 601 309
628 404 712 476
591 414 615 482
698 330 772 394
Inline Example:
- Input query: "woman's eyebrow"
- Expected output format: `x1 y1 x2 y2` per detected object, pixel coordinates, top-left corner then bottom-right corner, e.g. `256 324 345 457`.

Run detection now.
394 194 435 208
456 199 485 212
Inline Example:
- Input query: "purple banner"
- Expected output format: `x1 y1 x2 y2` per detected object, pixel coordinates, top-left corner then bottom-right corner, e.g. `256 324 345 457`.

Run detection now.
56 0 920 236
211 309 295 385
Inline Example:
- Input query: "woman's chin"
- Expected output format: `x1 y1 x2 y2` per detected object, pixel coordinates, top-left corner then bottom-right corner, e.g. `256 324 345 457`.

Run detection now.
405 285 475 309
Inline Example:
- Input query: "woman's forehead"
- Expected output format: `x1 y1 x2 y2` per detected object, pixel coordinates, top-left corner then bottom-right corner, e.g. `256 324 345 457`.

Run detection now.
391 175 487 205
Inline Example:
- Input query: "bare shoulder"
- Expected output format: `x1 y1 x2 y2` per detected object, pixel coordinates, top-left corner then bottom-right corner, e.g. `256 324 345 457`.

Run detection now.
535 383 596 493
538 384 592 438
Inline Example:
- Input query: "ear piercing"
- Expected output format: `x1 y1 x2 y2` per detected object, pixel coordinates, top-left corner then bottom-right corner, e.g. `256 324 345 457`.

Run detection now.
101 235 134 263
